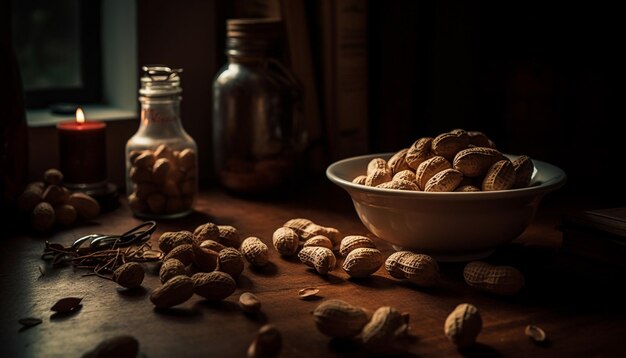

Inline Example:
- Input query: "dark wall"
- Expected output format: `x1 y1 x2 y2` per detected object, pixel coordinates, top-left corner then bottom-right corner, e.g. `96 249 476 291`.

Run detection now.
369 1 623 199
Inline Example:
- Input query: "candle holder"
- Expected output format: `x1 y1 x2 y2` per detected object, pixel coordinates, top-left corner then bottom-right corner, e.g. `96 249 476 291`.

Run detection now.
57 108 119 210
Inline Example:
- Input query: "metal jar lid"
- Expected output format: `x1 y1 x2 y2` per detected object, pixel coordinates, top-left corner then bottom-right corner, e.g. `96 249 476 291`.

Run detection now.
139 65 183 97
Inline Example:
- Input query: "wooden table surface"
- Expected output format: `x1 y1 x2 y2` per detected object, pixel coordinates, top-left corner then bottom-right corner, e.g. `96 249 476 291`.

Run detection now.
2 183 625 357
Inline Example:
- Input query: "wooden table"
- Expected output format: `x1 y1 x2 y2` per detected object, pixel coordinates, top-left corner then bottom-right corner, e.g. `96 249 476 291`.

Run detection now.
2 183 625 357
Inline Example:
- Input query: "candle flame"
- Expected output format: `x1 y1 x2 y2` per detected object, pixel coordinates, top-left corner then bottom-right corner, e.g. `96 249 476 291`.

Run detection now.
76 108 85 124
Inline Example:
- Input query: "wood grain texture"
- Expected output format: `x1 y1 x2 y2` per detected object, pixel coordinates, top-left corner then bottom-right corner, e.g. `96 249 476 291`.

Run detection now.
1 185 625 357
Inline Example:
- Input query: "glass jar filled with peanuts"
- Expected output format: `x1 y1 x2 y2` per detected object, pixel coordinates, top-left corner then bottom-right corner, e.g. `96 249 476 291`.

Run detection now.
126 65 197 218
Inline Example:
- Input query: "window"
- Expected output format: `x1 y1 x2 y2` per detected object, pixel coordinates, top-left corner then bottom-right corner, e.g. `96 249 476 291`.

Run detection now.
12 0 102 109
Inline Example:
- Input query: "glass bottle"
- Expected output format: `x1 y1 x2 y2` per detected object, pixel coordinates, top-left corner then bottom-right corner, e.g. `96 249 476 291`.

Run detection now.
126 66 197 218
213 18 305 194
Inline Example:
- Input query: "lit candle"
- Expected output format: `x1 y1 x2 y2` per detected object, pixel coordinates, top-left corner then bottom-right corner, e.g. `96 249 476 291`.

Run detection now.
57 108 107 186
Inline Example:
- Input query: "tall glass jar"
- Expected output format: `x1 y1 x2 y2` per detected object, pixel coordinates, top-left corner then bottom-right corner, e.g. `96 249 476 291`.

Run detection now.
213 19 305 194
126 66 197 218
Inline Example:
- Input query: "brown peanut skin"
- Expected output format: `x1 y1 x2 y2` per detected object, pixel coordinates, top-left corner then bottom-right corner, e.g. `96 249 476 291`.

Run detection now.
444 303 482 348
463 261 524 295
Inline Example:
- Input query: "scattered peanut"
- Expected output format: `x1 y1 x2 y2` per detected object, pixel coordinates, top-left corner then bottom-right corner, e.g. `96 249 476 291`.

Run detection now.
31 202 55 233
361 306 409 355
385 251 439 287
192 271 236 301
158 231 195 254
444 303 482 348
339 236 376 257
313 299 370 338
283 218 342 247
302 235 333 250
150 275 194 308
218 247 245 278
159 259 187 283
463 261 525 295
298 287 320 300
191 244 219 272
342 248 383 278
113 262 144 289
163 244 194 266
218 225 242 248
272 227 299 256
298 246 336 275
247 324 282 358
241 237 269 267
194 222 220 242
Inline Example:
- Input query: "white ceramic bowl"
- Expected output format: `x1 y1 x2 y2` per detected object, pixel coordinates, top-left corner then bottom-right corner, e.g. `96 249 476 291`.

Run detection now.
326 153 566 262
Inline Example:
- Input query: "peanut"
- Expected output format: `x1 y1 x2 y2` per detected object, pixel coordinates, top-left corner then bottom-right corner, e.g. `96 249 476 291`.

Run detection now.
247 324 282 358
31 202 55 233
512 155 533 188
68 192 100 220
339 235 376 257
272 227 299 256
192 244 219 272
159 258 187 283
192 271 236 301
54 204 77 226
406 137 434 169
482 160 516 191
150 275 194 308
376 179 419 191
158 231 195 254
387 148 410 175
342 248 383 278
43 168 64 185
178 148 196 171
163 244 194 266
241 237 269 267
385 251 439 287
416 156 452 190
453 147 504 177
432 131 470 161
361 306 409 355
444 303 482 348
218 225 242 248
113 262 144 289
218 247 245 278
352 175 367 185
42 185 68 205
134 151 156 170
152 158 172 184
298 246 336 275
467 131 491 147
302 235 333 250
154 144 175 162
283 218 342 247
193 222 219 242
392 169 416 183
313 299 370 338
424 168 463 192
129 167 153 183
364 160 392 187
200 239 226 252
17 185 43 213
463 261 524 295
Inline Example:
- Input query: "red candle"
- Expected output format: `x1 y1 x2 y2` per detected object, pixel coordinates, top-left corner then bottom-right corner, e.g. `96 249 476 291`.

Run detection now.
57 108 107 185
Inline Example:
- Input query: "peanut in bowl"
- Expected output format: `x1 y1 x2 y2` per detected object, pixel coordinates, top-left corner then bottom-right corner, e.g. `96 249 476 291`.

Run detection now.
326 153 566 262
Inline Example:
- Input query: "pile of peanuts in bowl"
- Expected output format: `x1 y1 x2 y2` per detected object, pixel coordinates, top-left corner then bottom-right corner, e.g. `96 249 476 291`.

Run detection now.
352 129 533 192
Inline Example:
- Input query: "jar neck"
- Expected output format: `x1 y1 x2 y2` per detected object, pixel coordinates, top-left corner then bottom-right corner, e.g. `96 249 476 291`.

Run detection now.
137 96 185 137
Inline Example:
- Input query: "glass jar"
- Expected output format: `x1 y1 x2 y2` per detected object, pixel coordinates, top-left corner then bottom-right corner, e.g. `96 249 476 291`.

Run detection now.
126 65 197 218
213 18 305 194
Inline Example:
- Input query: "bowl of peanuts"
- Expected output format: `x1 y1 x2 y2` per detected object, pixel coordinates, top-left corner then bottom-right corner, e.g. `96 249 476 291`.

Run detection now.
326 129 566 261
